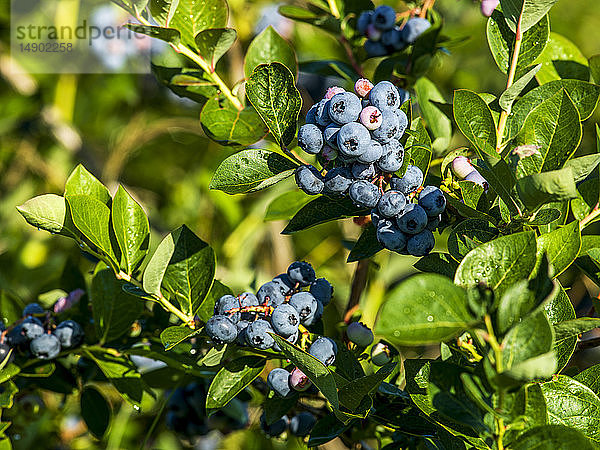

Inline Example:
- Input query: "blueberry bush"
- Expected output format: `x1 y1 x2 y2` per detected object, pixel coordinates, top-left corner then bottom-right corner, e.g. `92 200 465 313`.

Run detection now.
3 0 600 448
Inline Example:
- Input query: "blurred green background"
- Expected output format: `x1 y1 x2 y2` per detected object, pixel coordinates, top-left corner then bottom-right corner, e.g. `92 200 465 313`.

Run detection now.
0 0 599 447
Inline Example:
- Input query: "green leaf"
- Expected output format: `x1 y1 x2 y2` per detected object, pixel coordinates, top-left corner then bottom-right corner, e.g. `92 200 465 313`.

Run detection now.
413 253 459 279
142 225 215 317
544 284 576 373
499 0 559 33
375 274 474 346
264 190 312 221
299 60 358 82
458 180 485 210
338 363 396 411
0 365 20 385
590 54 600 84
64 164 111 205
565 154 600 183
0 381 18 408
487 11 549 74
81 386 111 439
453 90 497 157
246 63 302 147
414 77 452 152
124 24 180 44
512 425 595 449
553 318 600 341
516 168 579 210
505 383 547 444
535 220 581 277
502 310 554 370
0 291 22 330
499 64 542 112
244 26 297 78
541 375 600 444
209 149 297 195
575 364 600 396
111 186 150 276
455 231 537 299
496 280 536 334
196 280 232 322
263 391 298 425
347 224 383 262
200 95 267 148
66 195 118 266
17 194 79 239
535 32 589 84
160 325 202 351
206 356 265 409
271 334 339 410
91 269 143 343
448 219 499 262
282 196 368 234
195 28 236 71
307 415 350 447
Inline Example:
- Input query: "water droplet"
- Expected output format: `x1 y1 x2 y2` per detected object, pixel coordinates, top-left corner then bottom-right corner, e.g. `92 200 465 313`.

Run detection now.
394 331 400 337
403 307 411 314
427 315 434 322
133 405 140 411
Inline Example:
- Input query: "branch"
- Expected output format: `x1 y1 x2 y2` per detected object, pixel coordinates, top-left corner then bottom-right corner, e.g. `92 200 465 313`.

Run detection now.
343 259 370 323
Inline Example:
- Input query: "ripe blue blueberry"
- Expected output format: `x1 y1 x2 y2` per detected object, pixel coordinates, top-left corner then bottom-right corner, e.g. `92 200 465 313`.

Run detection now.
337 122 371 157
315 99 331 127
214 294 241 323
418 185 446 217
290 412 317 437
23 303 44 316
372 109 400 144
54 320 83 348
369 81 400 111
376 220 408 252
351 162 376 179
328 92 362 125
377 190 406 217
407 229 436 256
30 334 61 359
245 319 275 350
323 167 353 196
236 320 250 346
271 274 295 296
391 165 423 194
295 165 324 196
7 325 26 346
305 104 317 125
377 144 403 172
267 368 293 398
397 89 410 105
381 28 403 49
309 337 337 366
238 292 260 308
297 124 323 154
21 317 44 340
271 304 300 337
397 203 428 235
323 123 340 149
272 329 299 352
427 214 441 231
289 292 318 323
365 40 388 58
347 322 374 346
310 278 333 306
288 261 316 286
358 140 383 164
357 11 373 35
257 281 286 307
349 180 382 208
205 315 238 344
302 299 323 327
401 17 431 44
260 413 289 437
372 5 396 30
370 208 382 227
395 109 409 137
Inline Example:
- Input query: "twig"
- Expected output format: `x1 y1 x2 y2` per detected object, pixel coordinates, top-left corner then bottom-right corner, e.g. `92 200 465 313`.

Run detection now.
340 36 365 78
419 0 436 18
344 259 370 323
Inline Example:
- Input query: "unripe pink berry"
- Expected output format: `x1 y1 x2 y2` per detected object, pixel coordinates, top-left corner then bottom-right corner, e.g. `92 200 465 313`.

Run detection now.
450 156 475 180
366 24 382 41
354 78 374 98
481 0 500 17
325 86 346 100
359 106 383 130
289 367 311 391
465 170 489 192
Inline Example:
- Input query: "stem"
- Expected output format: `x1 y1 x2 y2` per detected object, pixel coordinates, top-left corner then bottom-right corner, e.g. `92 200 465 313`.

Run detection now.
343 259 370 323
496 13 523 153
327 0 341 19
419 0 436 18
580 203 600 230
340 36 365 78
484 315 505 450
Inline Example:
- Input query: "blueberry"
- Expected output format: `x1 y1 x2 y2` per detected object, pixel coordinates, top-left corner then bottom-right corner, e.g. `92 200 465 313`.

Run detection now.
7 325 26 346
359 106 383 131
310 278 333 306
372 109 400 144
214 294 241 323
298 124 323 154
464 170 489 191
329 92 362 125
369 81 400 111
205 315 238 344
377 220 408 252
337 122 371 157
351 162 376 179
23 303 44 316
377 141 404 173
271 304 300 337
407 229 436 256
354 78 374 98
260 413 289 437
347 322 374 346
54 320 83 348
397 89 410 105
20 317 44 340
323 123 340 149
289 367 311 391
273 329 299 352
349 180 382 209
373 5 396 30
289 292 318 323
325 86 346 100
238 292 260 308
378 190 406 217
245 319 275 350
30 334 61 360
302 299 323 327
357 11 373 35
0 343 11 363
427 214 442 231
391 165 423 194
370 208 382 227
267 368 293 398
371 342 393 366
397 203 428 235
315 99 331 127
309 337 337 366
358 140 383 164
401 17 431 44
271 274 295 297
295 165 324 196
323 167 353 196
364 40 388 57
236 320 250 345
305 104 317 125
257 281 286 307
395 109 409 138
381 28 403 49
290 412 317 437
451 156 474 179
418 186 446 217
366 24 382 41
287 261 316 286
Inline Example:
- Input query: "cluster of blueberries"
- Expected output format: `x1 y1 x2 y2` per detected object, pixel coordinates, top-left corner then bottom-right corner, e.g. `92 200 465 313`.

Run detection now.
205 261 333 350
356 5 432 57
260 411 317 438
0 303 84 361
